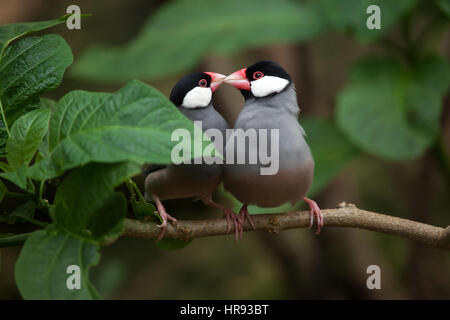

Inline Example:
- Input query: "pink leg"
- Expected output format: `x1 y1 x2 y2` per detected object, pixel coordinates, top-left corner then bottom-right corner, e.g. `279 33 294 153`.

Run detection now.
153 195 177 241
303 197 323 235
238 204 256 239
202 196 242 241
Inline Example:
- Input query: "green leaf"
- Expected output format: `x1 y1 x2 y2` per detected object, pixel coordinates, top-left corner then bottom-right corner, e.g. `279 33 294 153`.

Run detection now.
336 55 450 160
7 200 46 227
0 179 6 203
0 34 73 153
0 164 28 190
126 178 159 221
10 200 36 220
132 200 158 221
0 34 73 113
72 0 325 82
38 98 57 157
0 162 13 172
0 14 70 58
2 200 46 226
54 162 140 242
435 0 450 17
313 0 419 41
302 117 359 196
6 108 50 168
98 219 126 244
0 99 40 156
15 225 100 300
29 80 211 180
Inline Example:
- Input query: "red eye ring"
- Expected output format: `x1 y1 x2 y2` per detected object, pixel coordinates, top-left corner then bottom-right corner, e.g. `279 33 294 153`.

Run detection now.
198 79 208 87
253 71 264 80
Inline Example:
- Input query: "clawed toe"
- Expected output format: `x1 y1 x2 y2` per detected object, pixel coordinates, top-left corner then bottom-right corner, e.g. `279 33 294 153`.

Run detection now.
239 204 255 230
223 209 242 241
303 197 323 235
167 214 177 225
153 195 178 242
156 221 168 241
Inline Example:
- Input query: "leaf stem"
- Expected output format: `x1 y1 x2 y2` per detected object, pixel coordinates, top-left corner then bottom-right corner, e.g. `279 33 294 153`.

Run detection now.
125 179 137 203
39 180 46 198
5 192 30 199
20 216 48 228
0 232 32 248
126 178 146 202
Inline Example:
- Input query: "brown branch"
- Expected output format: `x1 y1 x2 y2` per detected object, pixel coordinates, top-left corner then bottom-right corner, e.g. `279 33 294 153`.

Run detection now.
122 203 450 250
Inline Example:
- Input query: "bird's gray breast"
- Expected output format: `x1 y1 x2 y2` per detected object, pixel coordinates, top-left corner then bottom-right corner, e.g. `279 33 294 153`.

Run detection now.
224 86 314 207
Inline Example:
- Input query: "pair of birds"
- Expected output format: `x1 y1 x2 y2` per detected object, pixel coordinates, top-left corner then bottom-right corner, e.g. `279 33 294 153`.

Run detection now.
144 60 323 241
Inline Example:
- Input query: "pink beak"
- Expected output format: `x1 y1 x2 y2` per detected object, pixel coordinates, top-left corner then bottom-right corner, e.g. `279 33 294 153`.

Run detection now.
224 68 250 91
204 72 226 93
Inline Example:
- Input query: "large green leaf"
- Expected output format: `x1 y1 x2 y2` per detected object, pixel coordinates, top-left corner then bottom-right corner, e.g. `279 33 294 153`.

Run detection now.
313 0 419 41
6 108 50 168
0 164 28 190
0 34 73 112
336 55 450 160
71 0 325 83
29 80 211 180
15 225 100 300
0 99 40 157
0 15 70 58
53 162 140 242
0 34 73 154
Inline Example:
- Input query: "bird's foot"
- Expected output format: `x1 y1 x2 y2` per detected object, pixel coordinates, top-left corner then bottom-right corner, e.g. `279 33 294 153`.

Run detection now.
201 195 243 241
239 204 256 236
303 197 323 234
223 208 243 241
153 195 177 241
155 210 177 241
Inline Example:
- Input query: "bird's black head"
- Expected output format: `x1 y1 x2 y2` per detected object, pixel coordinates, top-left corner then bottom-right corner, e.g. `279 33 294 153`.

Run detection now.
224 60 292 99
170 72 225 108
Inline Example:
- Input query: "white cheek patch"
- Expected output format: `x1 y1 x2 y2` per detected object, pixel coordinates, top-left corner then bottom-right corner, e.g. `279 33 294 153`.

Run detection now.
182 87 212 108
251 76 290 98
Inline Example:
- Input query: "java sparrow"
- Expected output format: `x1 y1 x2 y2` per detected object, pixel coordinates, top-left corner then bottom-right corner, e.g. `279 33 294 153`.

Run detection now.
223 60 323 235
144 72 242 240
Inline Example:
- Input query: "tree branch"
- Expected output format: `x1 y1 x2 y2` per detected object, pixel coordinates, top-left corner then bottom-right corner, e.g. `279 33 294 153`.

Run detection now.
122 203 450 250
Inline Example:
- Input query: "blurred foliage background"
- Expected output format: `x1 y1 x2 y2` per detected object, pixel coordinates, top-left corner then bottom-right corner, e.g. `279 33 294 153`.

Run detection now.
0 0 449 299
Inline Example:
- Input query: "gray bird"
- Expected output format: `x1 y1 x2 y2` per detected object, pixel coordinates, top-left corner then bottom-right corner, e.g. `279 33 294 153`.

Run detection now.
144 72 241 240
223 60 323 236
